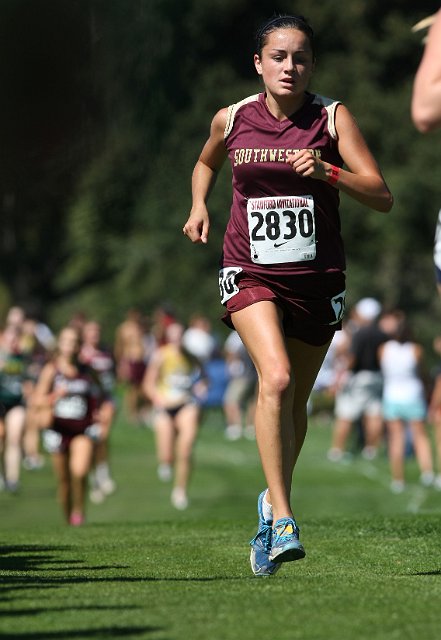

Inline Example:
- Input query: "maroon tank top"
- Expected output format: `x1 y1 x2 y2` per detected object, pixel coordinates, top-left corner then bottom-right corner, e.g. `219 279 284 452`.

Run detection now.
221 92 345 276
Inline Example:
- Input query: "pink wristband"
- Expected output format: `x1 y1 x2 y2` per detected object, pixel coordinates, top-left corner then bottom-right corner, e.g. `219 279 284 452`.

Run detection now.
327 165 340 185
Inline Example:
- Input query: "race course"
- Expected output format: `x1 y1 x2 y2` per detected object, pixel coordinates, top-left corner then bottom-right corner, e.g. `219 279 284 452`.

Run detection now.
1 408 440 640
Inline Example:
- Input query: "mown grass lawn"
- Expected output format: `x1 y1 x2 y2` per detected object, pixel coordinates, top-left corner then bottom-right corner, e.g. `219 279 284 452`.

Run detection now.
1 408 441 639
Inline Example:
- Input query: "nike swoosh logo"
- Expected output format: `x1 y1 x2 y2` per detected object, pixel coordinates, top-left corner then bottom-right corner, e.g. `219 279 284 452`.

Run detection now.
274 240 289 248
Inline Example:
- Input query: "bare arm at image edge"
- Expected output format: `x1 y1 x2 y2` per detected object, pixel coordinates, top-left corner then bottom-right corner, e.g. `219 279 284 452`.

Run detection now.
412 9 441 133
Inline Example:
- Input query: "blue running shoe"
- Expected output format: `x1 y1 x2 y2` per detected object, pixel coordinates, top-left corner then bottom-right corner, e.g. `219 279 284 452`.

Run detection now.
269 516 306 563
249 490 281 576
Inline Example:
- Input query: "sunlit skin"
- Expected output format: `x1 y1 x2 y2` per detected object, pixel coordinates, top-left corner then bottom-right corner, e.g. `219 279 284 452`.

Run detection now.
254 29 329 183
183 24 393 527
412 9 441 133
52 328 81 399
57 328 80 362
82 321 101 349
183 27 392 246
254 29 315 119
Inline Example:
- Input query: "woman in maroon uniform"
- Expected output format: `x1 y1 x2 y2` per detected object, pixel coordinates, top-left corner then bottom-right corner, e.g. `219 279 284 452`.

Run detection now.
183 14 393 575
35 326 102 526
80 320 117 503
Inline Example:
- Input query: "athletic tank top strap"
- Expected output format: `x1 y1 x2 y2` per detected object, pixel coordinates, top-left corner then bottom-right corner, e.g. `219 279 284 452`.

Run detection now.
311 94 341 140
224 94 260 139
224 93 341 141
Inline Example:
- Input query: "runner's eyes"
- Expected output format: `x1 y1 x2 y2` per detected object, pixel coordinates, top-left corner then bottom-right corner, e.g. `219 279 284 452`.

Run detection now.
270 55 309 65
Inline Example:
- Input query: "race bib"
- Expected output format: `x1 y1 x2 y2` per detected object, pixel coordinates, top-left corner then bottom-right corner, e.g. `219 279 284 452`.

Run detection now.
247 195 316 264
54 396 88 420
219 267 243 304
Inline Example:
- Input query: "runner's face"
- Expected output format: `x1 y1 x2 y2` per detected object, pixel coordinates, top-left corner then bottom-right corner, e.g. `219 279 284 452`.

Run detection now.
83 322 100 346
254 28 314 98
58 329 79 358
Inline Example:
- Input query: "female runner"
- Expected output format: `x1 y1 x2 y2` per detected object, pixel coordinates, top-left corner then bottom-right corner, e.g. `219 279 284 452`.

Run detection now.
183 14 393 575
35 326 103 525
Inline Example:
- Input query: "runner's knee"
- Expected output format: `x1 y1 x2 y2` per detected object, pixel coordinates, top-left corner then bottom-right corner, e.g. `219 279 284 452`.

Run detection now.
259 364 291 399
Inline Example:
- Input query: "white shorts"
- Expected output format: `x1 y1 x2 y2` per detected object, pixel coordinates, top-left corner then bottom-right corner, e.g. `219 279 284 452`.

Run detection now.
334 371 383 421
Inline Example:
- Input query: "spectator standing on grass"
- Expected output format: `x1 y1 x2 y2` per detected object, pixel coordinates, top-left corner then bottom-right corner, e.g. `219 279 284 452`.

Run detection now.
183 13 392 576
181 314 229 411
379 311 434 493
328 298 387 462
143 322 202 510
194 345 230 410
223 330 257 441
182 313 217 364
309 326 350 417
35 326 104 526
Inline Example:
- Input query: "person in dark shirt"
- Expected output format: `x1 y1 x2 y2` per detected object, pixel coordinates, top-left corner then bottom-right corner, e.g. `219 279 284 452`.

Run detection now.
328 299 397 461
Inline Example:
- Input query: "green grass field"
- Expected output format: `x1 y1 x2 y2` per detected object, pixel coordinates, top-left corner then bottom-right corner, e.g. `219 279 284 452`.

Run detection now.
1 406 441 640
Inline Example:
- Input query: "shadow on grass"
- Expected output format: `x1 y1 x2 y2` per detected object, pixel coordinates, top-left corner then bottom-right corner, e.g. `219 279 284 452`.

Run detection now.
0 544 129 573
0 605 140 617
0 544 246 585
0 546 166 637
0 628 163 639
2 575 246 592
0 545 71 565
411 570 441 576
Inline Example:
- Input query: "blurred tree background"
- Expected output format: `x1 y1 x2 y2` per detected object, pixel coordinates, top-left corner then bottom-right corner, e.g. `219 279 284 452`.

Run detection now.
0 0 440 350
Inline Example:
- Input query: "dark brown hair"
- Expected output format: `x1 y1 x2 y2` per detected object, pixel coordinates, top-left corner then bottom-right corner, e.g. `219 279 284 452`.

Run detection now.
255 14 315 58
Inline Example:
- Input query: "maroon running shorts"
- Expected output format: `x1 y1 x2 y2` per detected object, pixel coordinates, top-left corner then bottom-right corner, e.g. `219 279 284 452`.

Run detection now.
222 269 345 346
